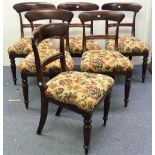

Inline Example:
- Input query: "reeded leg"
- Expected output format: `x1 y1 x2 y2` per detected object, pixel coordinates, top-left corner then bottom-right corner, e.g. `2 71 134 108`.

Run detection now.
142 54 148 83
37 96 48 135
83 114 92 155
103 92 111 126
9 54 17 85
55 106 63 116
21 73 29 109
124 71 132 107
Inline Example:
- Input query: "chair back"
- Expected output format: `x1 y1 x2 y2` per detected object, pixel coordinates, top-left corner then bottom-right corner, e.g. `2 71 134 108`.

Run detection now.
79 11 125 51
101 3 142 36
57 2 99 34
32 23 69 90
13 2 56 38
25 9 73 49
25 9 74 31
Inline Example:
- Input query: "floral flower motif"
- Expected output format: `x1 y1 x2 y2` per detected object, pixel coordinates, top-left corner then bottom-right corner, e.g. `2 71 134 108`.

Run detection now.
19 49 74 74
81 50 134 73
106 36 149 54
46 71 114 112
68 36 101 55
8 38 55 55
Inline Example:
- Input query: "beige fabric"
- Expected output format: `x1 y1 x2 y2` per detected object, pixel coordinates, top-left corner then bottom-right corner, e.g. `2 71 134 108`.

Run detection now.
68 36 101 55
19 49 74 74
46 71 114 112
81 50 134 73
106 36 149 54
8 38 54 55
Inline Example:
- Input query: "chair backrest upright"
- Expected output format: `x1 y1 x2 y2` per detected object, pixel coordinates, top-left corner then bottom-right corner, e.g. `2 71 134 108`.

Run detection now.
32 23 69 91
25 9 74 31
79 11 125 51
57 2 99 11
25 9 73 49
13 2 56 38
57 2 99 34
101 3 142 36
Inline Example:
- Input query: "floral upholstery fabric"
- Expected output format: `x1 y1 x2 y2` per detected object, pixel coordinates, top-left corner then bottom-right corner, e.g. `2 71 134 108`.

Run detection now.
46 71 114 112
8 38 54 55
69 36 101 55
38 38 55 50
81 50 134 73
106 36 149 54
19 49 74 74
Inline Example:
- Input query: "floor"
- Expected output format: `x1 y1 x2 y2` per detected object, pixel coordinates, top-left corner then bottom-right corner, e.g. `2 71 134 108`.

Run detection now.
3 65 152 155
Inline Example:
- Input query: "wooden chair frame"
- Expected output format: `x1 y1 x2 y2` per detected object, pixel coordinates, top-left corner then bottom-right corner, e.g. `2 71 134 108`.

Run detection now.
9 2 56 85
32 23 112 154
21 9 74 109
57 2 99 57
102 3 149 82
79 11 133 107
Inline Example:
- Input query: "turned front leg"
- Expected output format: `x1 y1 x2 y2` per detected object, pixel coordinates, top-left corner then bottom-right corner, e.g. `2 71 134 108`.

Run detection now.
9 54 17 85
103 92 111 126
142 54 148 83
124 71 132 107
21 73 29 109
83 114 92 155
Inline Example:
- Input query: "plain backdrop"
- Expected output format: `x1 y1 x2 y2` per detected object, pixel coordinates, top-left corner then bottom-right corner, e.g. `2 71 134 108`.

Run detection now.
3 0 152 66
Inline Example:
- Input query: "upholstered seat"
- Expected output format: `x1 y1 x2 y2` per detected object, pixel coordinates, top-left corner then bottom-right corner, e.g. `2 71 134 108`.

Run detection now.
8 2 56 85
106 36 149 54
8 38 54 55
69 36 101 55
81 50 134 73
46 71 114 112
101 3 149 83
19 49 74 74
8 38 32 55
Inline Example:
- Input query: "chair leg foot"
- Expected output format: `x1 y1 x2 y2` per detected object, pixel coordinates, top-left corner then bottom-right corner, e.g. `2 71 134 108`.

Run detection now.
83 114 92 155
124 71 132 107
21 73 29 109
37 98 48 135
103 92 111 126
124 102 128 108
55 106 63 116
9 54 17 85
84 146 89 155
142 55 148 83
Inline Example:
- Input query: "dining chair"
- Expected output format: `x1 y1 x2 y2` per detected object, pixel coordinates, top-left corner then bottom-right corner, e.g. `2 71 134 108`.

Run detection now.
19 9 74 109
102 3 149 82
8 2 56 85
32 22 114 154
79 11 134 107
57 2 101 57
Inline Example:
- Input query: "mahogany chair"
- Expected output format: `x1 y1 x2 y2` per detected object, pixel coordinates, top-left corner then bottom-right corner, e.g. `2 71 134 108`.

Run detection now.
79 11 134 107
32 23 114 154
57 2 101 57
19 9 74 109
102 3 149 82
8 2 56 85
